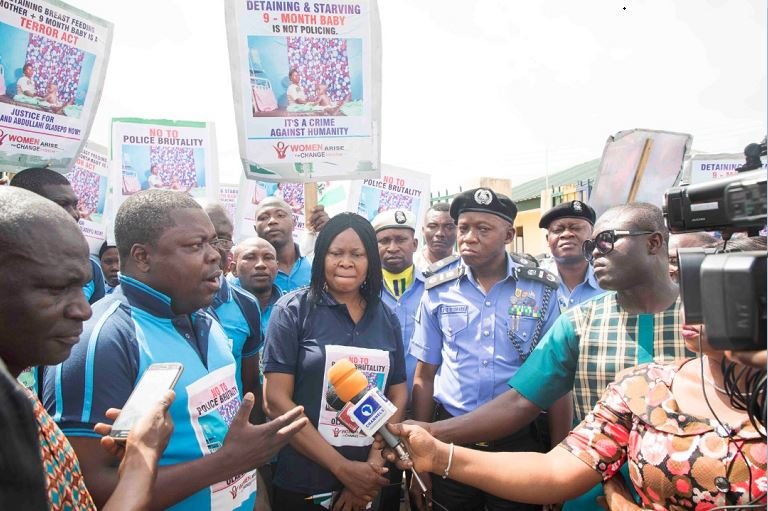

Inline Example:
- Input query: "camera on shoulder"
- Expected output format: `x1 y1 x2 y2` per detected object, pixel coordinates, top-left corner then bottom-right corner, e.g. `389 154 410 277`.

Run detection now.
663 141 767 351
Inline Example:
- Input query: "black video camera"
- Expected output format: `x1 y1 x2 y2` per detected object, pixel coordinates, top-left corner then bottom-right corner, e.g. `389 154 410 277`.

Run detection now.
663 149 767 351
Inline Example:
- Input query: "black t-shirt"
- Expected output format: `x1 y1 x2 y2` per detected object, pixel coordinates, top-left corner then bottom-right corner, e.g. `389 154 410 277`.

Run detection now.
264 289 406 494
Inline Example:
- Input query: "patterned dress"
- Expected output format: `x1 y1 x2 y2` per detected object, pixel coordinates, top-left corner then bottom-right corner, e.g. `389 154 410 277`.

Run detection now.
29 393 96 511
562 361 767 510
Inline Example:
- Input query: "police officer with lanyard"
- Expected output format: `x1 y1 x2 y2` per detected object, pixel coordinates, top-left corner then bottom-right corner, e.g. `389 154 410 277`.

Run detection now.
409 188 564 511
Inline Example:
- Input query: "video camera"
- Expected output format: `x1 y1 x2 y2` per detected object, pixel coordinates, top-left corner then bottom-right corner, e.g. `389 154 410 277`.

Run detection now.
663 144 767 351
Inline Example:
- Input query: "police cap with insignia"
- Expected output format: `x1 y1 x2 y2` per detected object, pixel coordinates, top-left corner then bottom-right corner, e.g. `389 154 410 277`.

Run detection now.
371 209 416 232
538 200 596 229
449 188 518 224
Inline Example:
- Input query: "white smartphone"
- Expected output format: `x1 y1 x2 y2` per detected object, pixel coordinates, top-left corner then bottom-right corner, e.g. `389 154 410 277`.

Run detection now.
110 363 183 441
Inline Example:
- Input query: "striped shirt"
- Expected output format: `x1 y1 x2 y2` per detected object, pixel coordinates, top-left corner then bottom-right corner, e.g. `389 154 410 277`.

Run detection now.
510 292 692 422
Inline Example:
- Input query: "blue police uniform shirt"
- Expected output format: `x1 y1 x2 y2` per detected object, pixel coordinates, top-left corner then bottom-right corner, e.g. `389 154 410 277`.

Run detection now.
210 276 262 395
43 275 258 511
409 255 560 417
553 264 604 313
82 255 106 305
380 266 425 396
263 288 407 495
274 243 312 293
541 259 604 313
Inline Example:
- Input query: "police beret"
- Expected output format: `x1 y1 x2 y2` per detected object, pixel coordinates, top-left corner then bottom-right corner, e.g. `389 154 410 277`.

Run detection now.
371 209 416 232
449 188 518 224
538 200 596 229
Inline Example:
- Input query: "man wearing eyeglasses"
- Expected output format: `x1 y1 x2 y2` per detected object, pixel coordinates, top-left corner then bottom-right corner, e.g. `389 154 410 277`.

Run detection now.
203 202 263 406
539 201 604 312
414 202 690 511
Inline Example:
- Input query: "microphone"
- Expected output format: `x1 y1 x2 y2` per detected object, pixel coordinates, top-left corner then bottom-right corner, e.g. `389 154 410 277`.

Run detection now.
327 358 428 494
325 386 360 434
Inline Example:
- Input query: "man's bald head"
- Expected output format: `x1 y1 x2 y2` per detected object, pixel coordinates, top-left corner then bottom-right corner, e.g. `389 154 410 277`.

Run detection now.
10 167 80 221
0 186 85 268
0 187 92 375
232 236 279 295
254 196 292 217
253 197 295 249
233 236 276 260
199 200 234 271
200 201 234 234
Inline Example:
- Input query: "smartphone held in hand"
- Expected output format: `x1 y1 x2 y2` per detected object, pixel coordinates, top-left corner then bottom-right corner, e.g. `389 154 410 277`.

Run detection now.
110 363 183 441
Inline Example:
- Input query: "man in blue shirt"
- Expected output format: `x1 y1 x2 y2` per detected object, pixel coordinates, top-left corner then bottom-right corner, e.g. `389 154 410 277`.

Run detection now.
538 200 604 312
231 237 282 338
10 167 105 304
230 235 283 510
43 189 307 511
372 209 424 396
253 196 329 292
372 208 427 511
203 202 262 401
410 188 564 511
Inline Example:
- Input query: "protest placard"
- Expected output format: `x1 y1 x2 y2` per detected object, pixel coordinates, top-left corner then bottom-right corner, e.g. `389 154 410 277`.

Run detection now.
219 182 239 223
590 129 692 216
685 153 765 185
67 140 109 253
0 0 112 173
225 0 381 182
347 164 430 234
110 118 219 212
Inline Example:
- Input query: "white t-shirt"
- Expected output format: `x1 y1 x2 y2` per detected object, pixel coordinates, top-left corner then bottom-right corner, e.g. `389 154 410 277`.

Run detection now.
16 76 35 96
286 83 306 105
148 174 163 188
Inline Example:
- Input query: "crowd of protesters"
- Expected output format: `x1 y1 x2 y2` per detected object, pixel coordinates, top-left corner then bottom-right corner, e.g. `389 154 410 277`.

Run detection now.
0 165 764 511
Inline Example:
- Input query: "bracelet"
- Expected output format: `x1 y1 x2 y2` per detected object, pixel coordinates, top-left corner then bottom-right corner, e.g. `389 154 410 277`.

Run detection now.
442 442 455 479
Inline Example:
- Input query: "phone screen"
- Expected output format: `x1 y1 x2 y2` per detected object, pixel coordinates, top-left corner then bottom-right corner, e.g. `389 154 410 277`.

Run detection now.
110 363 183 439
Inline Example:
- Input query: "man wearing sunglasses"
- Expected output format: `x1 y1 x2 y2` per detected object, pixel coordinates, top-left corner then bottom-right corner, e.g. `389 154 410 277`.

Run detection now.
415 202 689 510
539 200 604 313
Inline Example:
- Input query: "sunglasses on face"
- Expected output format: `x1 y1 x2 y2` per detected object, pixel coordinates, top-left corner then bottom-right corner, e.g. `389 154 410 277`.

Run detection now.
582 229 654 262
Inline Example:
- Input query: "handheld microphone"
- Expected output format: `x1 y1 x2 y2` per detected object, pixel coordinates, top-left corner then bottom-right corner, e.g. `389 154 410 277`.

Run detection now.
327 358 428 493
325 386 360 433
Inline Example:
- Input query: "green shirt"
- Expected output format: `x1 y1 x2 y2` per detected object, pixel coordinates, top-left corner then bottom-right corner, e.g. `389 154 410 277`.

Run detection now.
509 292 691 423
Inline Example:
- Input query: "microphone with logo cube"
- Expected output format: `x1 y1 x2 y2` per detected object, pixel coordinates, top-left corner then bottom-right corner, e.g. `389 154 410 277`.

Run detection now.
326 358 429 494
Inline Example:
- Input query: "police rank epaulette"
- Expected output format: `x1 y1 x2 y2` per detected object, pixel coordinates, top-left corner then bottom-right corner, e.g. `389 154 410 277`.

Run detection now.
422 253 461 278
510 253 538 268
515 266 559 289
425 265 465 290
